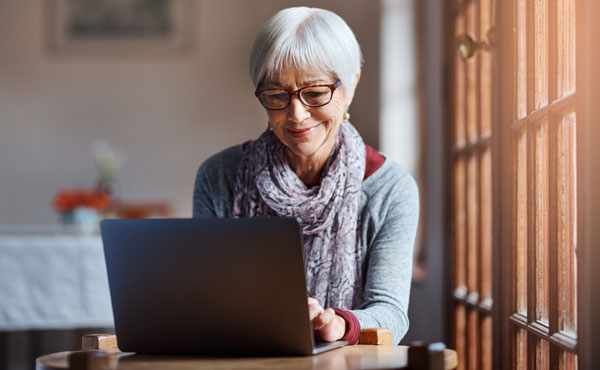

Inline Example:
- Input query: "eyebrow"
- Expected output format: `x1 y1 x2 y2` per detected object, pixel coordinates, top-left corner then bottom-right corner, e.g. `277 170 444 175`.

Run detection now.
265 79 330 89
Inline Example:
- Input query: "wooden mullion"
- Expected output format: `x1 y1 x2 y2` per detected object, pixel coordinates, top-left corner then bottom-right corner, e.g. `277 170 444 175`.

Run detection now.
452 136 492 156
521 105 549 126
549 0 558 104
513 97 573 149
479 297 493 313
549 331 578 353
527 330 535 370
529 319 551 337
548 5 559 360
511 117 528 131
547 94 576 115
476 2 485 361
510 312 529 328
512 93 576 130
549 112 560 370
464 7 481 366
500 1 520 368
525 0 535 115
462 9 471 355
509 314 578 353
463 148 470 370
526 113 536 370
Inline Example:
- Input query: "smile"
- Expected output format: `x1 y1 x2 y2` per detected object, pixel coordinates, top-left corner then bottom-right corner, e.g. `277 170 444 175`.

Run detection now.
287 123 320 138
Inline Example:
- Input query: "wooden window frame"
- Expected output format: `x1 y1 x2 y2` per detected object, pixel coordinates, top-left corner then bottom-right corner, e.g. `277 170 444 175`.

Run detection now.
446 0 600 368
496 0 598 368
574 0 600 368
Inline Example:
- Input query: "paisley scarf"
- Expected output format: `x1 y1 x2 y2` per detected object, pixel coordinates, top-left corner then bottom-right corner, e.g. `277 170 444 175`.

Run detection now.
232 121 366 309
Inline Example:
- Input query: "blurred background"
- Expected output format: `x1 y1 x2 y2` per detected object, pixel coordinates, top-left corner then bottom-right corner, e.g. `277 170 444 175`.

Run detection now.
0 0 445 368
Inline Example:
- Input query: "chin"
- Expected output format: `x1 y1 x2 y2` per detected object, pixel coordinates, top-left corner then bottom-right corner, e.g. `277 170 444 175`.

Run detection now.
286 141 322 157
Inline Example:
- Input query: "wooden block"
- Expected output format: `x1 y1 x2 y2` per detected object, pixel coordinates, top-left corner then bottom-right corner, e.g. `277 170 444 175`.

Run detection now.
359 328 393 345
81 334 118 350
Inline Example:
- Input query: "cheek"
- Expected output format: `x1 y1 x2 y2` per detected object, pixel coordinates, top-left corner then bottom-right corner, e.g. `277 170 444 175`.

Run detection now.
318 99 345 129
266 111 285 128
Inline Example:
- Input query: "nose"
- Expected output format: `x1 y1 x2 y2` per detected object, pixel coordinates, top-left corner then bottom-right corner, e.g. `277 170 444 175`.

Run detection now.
288 94 310 123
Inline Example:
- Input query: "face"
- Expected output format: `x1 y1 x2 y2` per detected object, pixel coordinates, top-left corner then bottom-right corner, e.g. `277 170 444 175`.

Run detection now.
262 68 352 161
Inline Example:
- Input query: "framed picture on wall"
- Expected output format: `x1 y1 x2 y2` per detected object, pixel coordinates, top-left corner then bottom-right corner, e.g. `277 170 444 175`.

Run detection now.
45 0 194 56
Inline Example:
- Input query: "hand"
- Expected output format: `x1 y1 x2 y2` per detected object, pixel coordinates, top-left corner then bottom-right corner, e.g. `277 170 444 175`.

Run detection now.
307 297 346 342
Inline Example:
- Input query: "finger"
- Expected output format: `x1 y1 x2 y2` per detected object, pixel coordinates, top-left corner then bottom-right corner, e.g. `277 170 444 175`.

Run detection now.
314 314 345 342
307 300 323 320
307 297 323 320
312 308 335 330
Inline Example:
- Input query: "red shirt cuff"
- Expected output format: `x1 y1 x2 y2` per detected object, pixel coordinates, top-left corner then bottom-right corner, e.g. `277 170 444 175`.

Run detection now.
332 308 361 345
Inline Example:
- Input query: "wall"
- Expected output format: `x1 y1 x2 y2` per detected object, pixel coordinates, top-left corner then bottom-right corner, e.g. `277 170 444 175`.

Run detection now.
401 0 446 344
0 0 380 224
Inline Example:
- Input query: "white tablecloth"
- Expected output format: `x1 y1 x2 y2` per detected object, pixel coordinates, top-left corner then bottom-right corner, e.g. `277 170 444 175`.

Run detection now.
0 228 114 331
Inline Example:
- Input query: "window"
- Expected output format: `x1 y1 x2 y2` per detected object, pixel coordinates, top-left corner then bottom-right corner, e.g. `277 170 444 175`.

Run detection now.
446 0 589 368
448 1 494 369
503 0 578 368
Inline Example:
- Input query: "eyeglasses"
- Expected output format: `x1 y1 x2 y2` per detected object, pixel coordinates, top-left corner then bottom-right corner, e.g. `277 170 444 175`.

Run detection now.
255 80 341 110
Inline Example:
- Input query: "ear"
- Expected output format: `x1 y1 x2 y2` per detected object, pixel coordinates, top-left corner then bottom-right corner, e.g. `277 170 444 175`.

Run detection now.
344 72 361 107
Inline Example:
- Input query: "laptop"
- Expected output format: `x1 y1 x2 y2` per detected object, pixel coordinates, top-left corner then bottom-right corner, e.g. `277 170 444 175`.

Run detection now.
100 217 348 356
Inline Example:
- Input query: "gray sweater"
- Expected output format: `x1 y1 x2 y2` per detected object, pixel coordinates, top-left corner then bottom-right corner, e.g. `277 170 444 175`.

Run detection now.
192 144 419 344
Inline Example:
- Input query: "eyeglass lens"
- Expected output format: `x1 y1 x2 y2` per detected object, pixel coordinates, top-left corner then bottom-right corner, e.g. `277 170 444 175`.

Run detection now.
258 86 333 109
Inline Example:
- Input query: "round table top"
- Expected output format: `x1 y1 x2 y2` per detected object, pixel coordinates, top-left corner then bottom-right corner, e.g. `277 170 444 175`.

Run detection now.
37 345 411 370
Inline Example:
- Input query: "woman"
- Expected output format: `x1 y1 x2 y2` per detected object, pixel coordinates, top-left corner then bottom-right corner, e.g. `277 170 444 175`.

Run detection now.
193 7 419 345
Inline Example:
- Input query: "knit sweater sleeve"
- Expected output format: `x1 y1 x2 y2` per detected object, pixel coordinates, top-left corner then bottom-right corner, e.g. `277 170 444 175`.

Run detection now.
350 164 420 344
192 145 242 218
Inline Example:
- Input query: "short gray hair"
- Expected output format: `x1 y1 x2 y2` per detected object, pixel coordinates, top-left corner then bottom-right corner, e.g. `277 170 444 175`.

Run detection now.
249 7 363 97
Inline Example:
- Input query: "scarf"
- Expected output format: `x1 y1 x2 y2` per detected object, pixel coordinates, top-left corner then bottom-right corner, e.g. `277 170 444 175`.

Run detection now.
232 121 366 309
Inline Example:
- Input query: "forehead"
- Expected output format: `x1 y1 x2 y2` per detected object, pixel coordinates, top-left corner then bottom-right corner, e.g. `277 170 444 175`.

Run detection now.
264 67 335 88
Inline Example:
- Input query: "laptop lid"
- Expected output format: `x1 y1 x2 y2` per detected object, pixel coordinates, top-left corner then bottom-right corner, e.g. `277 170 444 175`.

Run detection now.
101 217 342 356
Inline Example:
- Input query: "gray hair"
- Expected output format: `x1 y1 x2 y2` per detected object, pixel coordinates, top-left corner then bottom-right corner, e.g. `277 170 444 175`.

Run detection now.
249 7 363 98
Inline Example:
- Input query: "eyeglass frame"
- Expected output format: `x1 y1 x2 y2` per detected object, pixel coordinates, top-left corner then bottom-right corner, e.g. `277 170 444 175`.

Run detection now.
254 80 342 110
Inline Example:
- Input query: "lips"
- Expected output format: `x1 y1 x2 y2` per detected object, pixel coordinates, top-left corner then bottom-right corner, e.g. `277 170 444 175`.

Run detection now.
287 123 320 138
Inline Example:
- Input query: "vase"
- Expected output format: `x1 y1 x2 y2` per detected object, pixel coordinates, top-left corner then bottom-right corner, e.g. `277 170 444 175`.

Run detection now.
59 207 100 233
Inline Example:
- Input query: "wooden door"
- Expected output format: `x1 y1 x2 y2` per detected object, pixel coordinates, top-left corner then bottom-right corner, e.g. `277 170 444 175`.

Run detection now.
446 0 588 368
446 1 495 369
498 0 579 368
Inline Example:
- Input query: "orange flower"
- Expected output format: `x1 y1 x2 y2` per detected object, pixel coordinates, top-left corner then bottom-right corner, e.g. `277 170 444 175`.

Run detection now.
52 188 111 212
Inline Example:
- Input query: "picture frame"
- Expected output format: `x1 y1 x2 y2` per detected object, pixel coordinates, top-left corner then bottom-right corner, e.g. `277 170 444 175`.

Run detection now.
45 0 194 56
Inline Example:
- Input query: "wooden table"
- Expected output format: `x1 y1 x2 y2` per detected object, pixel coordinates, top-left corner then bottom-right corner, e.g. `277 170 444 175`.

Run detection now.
37 345 457 370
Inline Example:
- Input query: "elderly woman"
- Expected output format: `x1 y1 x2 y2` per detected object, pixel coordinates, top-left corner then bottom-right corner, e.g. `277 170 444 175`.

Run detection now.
193 7 419 345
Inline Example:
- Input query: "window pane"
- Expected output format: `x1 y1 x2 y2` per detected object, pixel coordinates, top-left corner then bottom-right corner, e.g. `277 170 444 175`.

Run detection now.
480 0 492 136
456 304 467 370
515 131 528 313
480 314 492 370
481 147 492 301
467 154 479 295
532 0 549 110
533 123 549 321
455 158 467 291
455 13 466 146
517 0 527 118
556 0 576 97
513 327 528 370
466 0 479 141
558 112 577 333
558 350 578 370
468 308 479 370
534 339 550 370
